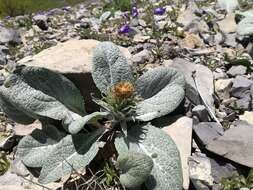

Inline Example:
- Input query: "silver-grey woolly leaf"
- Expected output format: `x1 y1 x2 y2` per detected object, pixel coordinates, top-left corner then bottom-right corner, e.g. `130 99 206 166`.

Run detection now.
38 128 104 184
237 17 253 36
16 124 66 168
0 66 85 124
92 42 133 94
117 152 153 188
136 67 185 121
115 134 129 156
0 92 35 124
125 123 183 190
66 112 109 134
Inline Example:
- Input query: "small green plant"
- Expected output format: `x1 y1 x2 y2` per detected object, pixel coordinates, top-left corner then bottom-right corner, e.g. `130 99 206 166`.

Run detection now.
0 42 185 189
0 0 87 17
0 152 10 175
103 0 132 12
221 169 253 190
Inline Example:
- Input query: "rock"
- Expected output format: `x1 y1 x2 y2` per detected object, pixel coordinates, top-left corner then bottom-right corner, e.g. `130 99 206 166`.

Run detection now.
230 76 253 98
11 159 29 177
189 153 214 190
0 51 7 65
224 33 237 47
217 13 237 34
207 125 253 167
177 2 198 27
166 58 215 112
214 32 225 45
227 65 247 77
217 0 239 12
232 96 251 111
163 117 193 190
33 14 48 30
18 39 131 112
0 26 21 45
239 111 253 125
132 49 153 64
246 42 253 59
133 34 150 43
185 19 209 34
210 158 239 184
215 79 233 100
0 171 24 190
231 119 253 128
0 170 62 190
213 68 227 80
14 120 42 136
192 105 209 122
193 122 224 146
180 33 204 49
0 133 17 151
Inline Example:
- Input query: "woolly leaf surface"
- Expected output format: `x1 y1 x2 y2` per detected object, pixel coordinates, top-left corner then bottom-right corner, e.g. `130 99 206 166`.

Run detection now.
66 112 109 134
136 67 185 121
38 128 104 183
0 66 85 124
121 123 183 190
92 42 133 94
117 152 153 188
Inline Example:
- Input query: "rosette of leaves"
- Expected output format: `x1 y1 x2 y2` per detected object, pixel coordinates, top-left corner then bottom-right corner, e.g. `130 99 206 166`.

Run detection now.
91 42 185 189
0 65 109 183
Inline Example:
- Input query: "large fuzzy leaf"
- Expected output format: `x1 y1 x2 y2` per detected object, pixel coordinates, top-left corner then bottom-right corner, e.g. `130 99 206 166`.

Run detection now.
92 42 133 94
237 10 253 18
0 93 35 124
119 123 183 190
65 112 109 134
117 152 153 188
0 66 85 124
18 124 104 184
39 128 104 183
237 17 253 36
136 67 185 121
17 124 66 168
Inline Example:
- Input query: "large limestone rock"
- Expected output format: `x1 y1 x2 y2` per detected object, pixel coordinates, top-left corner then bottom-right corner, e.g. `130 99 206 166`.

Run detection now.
165 58 215 112
163 116 193 190
18 39 132 112
207 125 253 168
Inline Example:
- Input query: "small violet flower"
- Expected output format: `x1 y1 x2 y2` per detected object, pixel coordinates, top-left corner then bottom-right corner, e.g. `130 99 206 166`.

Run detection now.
118 24 132 34
154 7 166 15
131 6 139 18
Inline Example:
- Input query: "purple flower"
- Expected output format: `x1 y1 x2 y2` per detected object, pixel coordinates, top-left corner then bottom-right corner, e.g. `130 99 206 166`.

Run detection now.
118 24 132 34
132 6 138 17
154 7 166 15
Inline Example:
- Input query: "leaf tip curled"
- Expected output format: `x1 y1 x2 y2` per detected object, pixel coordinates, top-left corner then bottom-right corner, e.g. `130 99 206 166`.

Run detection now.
117 152 154 188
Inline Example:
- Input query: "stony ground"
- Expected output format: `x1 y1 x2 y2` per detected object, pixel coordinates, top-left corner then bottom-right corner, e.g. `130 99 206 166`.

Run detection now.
1 0 253 190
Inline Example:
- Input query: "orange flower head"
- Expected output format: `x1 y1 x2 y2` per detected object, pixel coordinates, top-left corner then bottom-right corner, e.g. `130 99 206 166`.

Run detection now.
112 82 135 99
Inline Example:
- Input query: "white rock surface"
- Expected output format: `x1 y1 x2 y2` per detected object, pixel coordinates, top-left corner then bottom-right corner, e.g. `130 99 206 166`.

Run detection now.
239 111 253 125
165 58 215 112
163 116 193 190
207 125 253 167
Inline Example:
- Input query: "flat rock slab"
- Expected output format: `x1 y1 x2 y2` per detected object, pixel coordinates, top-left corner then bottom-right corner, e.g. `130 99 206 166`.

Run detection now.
163 116 193 190
18 39 131 74
14 120 42 136
18 39 131 112
194 122 224 146
207 125 253 168
165 58 215 112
